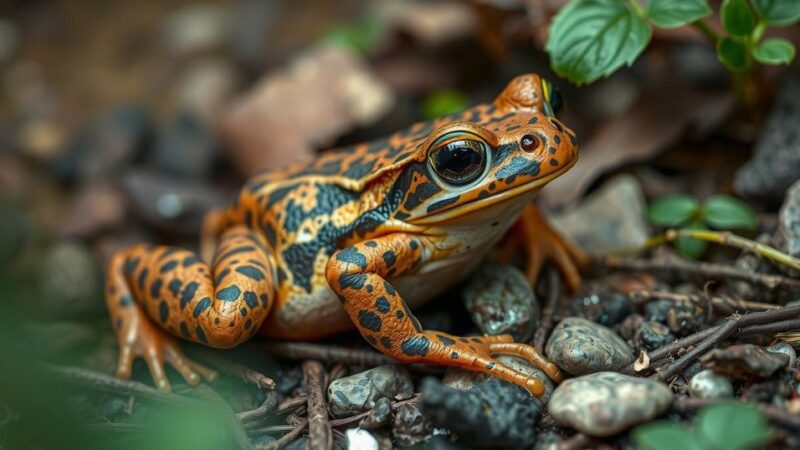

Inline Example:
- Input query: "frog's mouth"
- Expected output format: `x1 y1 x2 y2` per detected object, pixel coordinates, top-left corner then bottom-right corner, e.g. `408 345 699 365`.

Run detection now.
409 156 577 226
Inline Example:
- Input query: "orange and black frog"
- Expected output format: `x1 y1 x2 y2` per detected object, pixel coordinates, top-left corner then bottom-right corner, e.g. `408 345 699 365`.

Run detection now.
104 73 588 396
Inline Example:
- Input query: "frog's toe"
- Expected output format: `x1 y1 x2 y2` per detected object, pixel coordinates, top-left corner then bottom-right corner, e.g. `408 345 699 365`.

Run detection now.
188 360 218 383
489 341 563 383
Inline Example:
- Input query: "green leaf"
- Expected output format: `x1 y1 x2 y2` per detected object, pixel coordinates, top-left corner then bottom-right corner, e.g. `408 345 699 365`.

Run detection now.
696 403 772 450
721 0 756 36
717 36 749 71
649 194 699 227
676 221 709 259
546 0 651 85
646 0 712 28
702 195 758 230
324 21 382 54
752 0 800 26
633 421 706 450
422 90 470 119
753 38 796 65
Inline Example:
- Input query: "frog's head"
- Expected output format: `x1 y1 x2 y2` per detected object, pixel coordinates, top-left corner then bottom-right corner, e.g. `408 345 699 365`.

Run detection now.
392 74 577 226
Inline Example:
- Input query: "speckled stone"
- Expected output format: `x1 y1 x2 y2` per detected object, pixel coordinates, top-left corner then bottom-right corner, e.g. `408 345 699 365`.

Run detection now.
327 365 413 417
463 264 540 342
688 369 734 399
545 318 634 375
548 372 673 437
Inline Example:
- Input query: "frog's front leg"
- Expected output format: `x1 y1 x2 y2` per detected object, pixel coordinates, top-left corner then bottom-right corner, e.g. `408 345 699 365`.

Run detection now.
105 225 275 392
326 234 562 397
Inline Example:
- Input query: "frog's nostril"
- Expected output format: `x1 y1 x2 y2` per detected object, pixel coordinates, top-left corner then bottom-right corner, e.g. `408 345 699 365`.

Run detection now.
520 134 537 152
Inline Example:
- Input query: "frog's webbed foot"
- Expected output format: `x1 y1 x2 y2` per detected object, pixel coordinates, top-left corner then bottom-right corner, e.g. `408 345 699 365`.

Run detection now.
503 204 588 293
115 307 217 393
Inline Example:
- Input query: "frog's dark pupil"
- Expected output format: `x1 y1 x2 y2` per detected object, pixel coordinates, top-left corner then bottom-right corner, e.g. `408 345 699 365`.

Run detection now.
431 140 486 186
549 87 563 114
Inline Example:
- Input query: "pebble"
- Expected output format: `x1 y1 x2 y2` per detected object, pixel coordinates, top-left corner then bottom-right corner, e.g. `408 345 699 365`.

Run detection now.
463 264 540 341
767 341 796 369
392 402 433 447
701 344 792 379
151 111 216 179
346 428 379 450
734 78 800 206
545 317 634 376
571 290 633 327
327 365 413 417
359 397 393 429
421 376 539 448
548 372 673 437
777 179 800 273
548 175 650 253
634 320 675 352
39 241 103 318
688 369 734 399
644 298 704 337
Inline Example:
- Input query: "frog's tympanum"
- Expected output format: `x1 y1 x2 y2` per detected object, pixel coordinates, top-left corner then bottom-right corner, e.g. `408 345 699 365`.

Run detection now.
105 74 587 396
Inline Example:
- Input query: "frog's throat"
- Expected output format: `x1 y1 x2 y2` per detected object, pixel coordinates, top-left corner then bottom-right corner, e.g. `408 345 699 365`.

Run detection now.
408 155 577 226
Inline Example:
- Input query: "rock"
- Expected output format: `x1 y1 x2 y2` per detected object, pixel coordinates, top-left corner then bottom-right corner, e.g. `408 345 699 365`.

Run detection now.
634 320 675 352
392 402 433 447
777 179 800 269
533 431 563 450
163 4 232 56
121 169 227 236
548 175 650 253
421 376 538 448
734 78 800 206
151 111 216 179
54 104 151 183
701 344 792 379
545 317 634 376
360 397 393 430
618 313 644 341
376 1 477 48
220 44 394 176
346 428 379 450
39 241 103 318
59 180 127 238
689 369 734 400
767 341 796 369
463 264 540 341
571 290 633 327
327 365 413 417
644 298 704 337
175 58 240 124
442 355 554 404
548 372 672 437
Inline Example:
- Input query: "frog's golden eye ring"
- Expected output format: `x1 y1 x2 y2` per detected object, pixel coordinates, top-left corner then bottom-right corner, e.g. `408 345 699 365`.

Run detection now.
541 79 563 116
428 132 489 187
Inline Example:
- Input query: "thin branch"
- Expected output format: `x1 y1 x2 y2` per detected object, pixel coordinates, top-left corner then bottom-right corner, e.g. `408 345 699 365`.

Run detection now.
662 229 800 271
237 391 279 422
256 419 308 450
630 290 779 313
303 361 332 450
599 256 800 291
261 342 392 367
534 268 561 352
195 351 275 390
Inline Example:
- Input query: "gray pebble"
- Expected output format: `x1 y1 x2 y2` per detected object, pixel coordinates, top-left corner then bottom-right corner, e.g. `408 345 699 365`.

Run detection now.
548 372 672 436
688 369 734 400
545 317 634 375
327 365 413 417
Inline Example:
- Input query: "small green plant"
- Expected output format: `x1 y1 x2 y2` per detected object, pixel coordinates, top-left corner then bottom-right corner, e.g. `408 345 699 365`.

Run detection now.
648 194 756 258
546 0 799 96
422 90 470 119
634 402 772 450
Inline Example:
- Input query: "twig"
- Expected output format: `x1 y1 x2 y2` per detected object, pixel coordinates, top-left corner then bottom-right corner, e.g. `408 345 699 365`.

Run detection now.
277 396 308 414
261 342 391 367
534 268 561 352
630 290 779 313
237 391 279 422
599 256 800 291
257 419 308 450
195 351 275 390
303 361 332 450
663 229 800 272
651 304 800 381
45 364 195 406
672 396 800 431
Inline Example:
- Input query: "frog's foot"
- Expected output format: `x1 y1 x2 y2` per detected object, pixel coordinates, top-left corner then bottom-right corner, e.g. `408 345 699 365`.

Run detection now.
506 204 589 293
397 333 560 396
115 309 217 393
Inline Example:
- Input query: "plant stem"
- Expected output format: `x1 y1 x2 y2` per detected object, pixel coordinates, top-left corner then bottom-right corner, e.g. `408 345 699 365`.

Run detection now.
664 229 800 271
628 0 647 18
691 20 720 45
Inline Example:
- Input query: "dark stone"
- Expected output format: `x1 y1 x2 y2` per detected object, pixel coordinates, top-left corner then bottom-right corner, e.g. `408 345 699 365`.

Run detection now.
634 320 676 352
463 264 539 341
421 377 539 448
392 402 434 447
151 111 216 179
644 298 704 337
734 78 800 206
572 290 633 327
359 397 392 430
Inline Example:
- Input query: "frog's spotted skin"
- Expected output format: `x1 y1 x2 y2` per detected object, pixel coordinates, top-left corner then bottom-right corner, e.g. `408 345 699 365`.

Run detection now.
105 73 584 395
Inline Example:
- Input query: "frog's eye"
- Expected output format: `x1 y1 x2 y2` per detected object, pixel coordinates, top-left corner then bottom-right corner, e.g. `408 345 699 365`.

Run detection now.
549 87 563 114
428 136 489 186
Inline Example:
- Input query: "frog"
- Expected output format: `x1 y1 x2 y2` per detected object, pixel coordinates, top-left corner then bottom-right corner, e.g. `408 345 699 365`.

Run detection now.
104 73 588 397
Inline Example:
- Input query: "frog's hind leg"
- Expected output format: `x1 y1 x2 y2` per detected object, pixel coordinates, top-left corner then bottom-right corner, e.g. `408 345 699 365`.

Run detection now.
105 225 276 392
326 234 562 397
